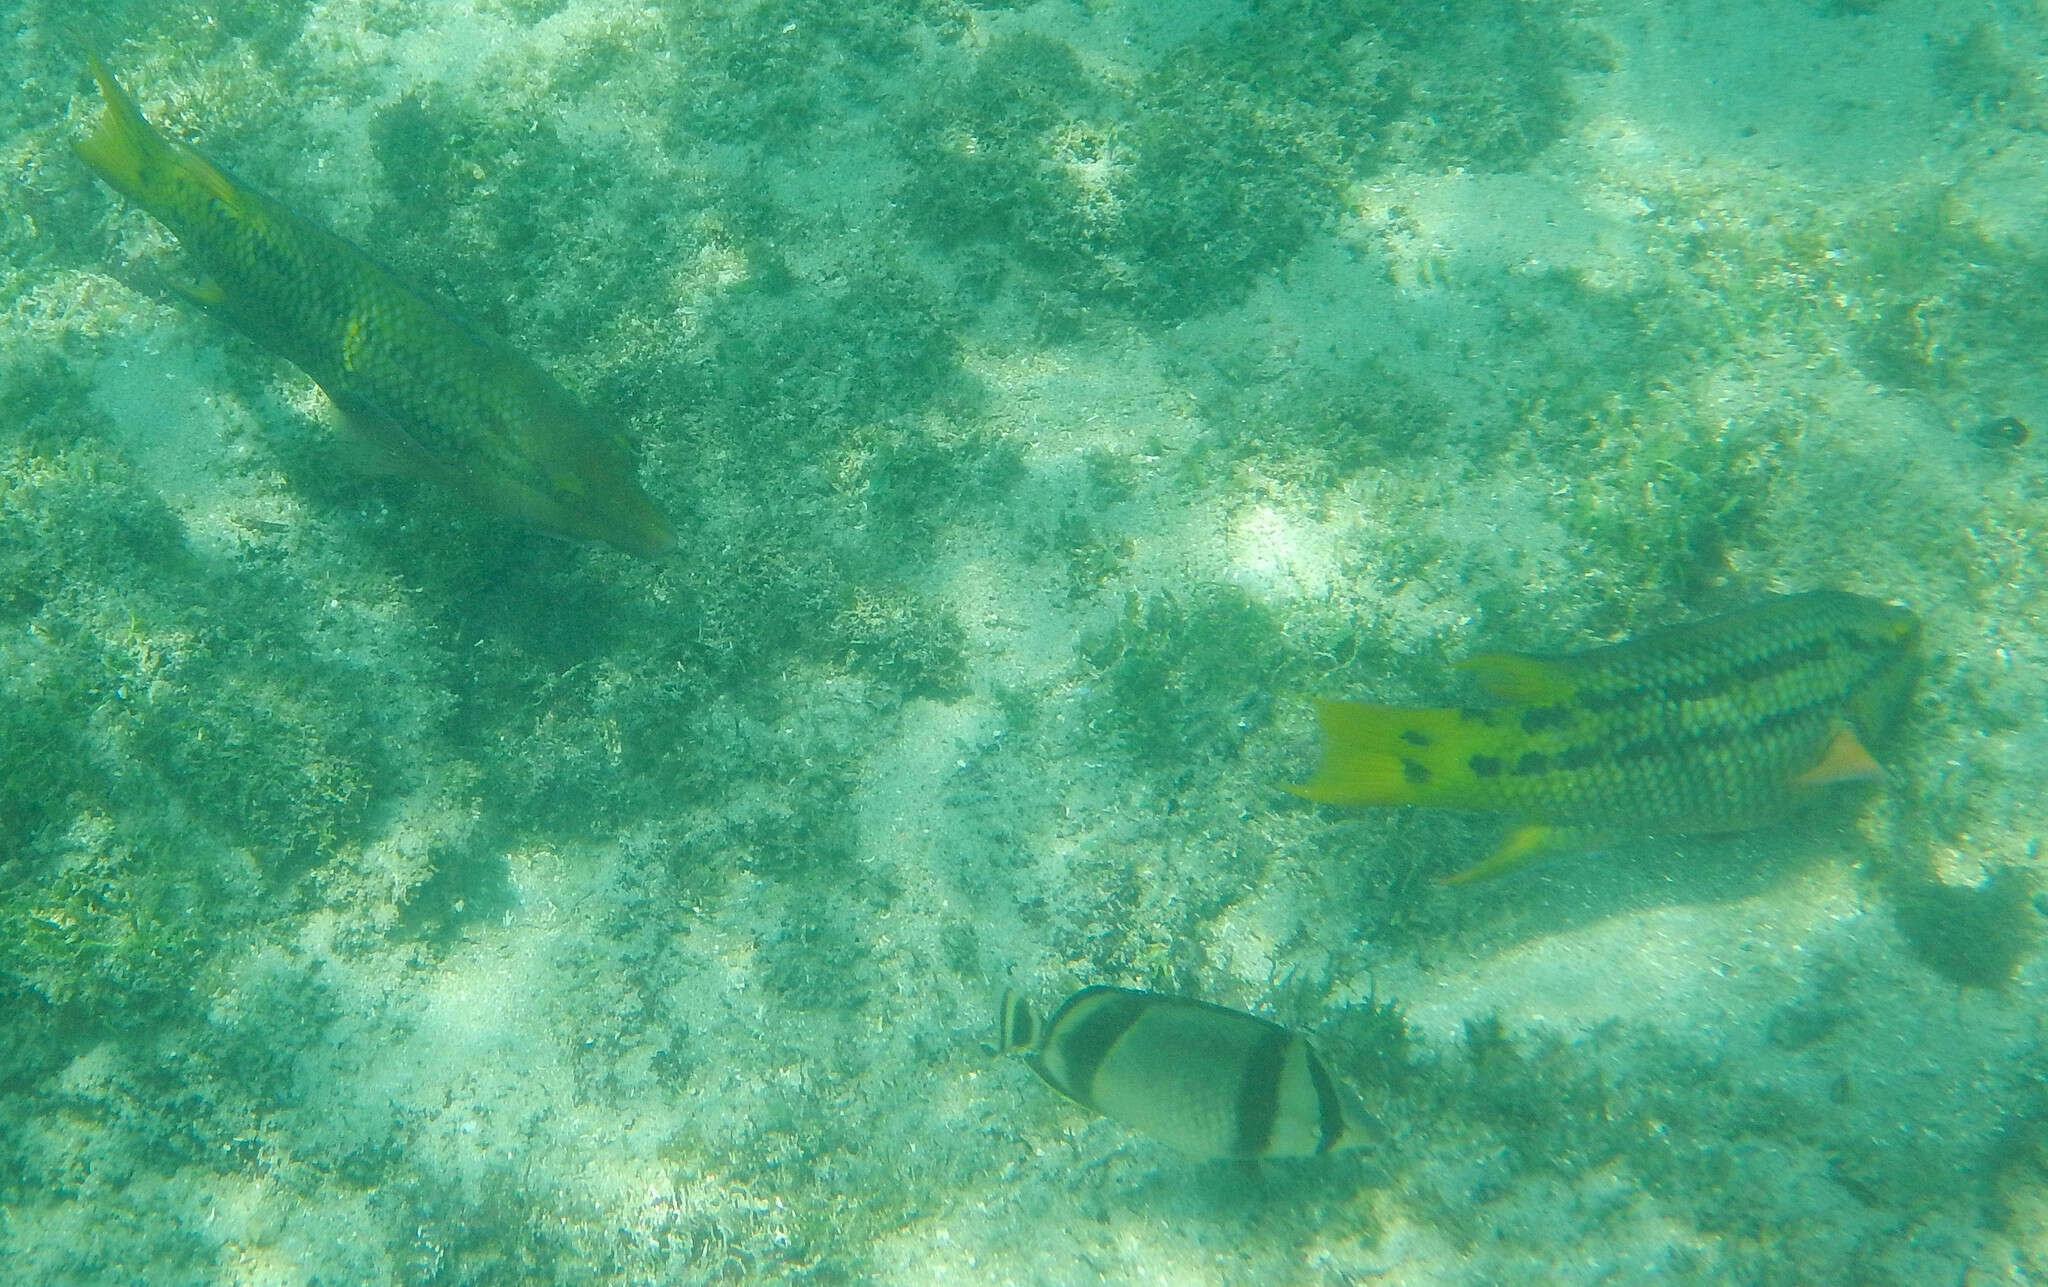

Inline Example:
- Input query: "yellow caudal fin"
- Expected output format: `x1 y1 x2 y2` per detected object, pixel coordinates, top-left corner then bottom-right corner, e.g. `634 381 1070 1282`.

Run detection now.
1453 651 1578 705
74 55 167 204
1284 700 1481 807
75 55 238 211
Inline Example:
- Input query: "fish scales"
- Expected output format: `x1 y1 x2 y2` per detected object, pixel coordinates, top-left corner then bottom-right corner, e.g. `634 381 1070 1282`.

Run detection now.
74 57 674 557
1481 591 1918 830
1289 591 1920 881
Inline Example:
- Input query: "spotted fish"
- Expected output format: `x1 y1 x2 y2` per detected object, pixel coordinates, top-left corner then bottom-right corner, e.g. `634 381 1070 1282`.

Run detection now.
993 985 1369 1159
74 56 674 557
1288 590 1922 882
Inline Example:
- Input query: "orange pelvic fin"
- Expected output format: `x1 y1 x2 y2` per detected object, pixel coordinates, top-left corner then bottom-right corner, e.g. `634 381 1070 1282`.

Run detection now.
1792 728 1885 787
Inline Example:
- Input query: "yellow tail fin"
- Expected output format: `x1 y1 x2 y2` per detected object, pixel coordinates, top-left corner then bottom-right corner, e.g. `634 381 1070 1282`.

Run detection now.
74 55 238 211
74 55 168 204
1284 700 1478 807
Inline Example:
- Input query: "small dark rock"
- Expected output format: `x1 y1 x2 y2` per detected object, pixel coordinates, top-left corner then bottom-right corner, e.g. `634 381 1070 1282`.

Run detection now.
1970 416 2029 448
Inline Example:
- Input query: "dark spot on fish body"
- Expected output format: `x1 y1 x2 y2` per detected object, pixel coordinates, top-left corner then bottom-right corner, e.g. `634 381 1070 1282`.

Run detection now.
1399 728 1432 747
1553 741 1604 772
1519 704 1571 735
1608 731 1674 768
1402 758 1432 785
1468 753 1504 778
1573 685 1628 715
1512 751 1550 776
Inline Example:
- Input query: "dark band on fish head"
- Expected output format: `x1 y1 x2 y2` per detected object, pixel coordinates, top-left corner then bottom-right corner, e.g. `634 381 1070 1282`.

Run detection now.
996 989 1039 1054
1039 987 1151 1111
1230 1028 1297 1158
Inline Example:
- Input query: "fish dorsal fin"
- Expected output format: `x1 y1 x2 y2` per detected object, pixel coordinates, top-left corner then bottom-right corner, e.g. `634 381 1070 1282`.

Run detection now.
1792 728 1884 787
183 146 245 209
1454 651 1577 705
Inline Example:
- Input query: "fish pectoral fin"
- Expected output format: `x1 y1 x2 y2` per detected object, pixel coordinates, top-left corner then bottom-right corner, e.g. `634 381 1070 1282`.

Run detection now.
162 270 231 310
324 393 450 481
1454 651 1578 704
1792 728 1885 788
1438 821 1572 886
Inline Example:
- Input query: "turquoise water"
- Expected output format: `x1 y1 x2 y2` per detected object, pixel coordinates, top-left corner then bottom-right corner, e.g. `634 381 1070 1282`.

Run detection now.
3 1 2045 1282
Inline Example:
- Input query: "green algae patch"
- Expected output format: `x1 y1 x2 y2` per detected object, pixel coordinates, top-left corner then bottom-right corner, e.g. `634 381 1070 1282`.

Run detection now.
1078 586 1300 767
1889 866 2040 989
0 676 94 859
826 584 969 703
902 1 1602 330
1185 346 1455 485
1551 395 1778 603
128 665 389 876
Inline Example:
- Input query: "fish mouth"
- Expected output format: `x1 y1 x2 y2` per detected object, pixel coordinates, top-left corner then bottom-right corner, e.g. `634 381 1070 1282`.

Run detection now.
601 497 677 558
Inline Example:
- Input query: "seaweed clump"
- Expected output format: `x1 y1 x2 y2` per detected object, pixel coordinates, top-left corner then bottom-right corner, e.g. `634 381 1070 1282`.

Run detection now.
1888 866 2040 988
0 359 396 1075
903 2 1605 331
0 433 228 1077
1077 586 1298 767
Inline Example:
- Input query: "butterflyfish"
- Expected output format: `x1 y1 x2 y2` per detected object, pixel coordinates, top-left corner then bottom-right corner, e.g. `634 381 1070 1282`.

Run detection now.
993 985 1368 1159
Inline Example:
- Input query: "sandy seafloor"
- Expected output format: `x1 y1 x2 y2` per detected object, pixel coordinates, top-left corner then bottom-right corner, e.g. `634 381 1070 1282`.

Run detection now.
4 0 2048 1282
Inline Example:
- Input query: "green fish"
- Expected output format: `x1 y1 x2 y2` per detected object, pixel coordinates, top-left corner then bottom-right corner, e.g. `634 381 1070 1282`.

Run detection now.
993 986 1371 1159
1288 590 1922 882
75 56 675 557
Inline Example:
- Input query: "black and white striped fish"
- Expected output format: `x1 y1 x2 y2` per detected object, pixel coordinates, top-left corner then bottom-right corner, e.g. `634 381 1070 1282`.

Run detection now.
994 986 1367 1159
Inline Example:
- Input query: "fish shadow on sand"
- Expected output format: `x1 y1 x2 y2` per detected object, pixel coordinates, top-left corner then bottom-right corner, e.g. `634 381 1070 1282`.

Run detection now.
1344 787 1898 956
1073 1139 1391 1226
